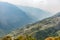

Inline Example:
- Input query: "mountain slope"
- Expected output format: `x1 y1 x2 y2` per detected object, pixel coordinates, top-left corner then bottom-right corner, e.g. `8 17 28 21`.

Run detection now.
0 2 35 36
9 12 60 40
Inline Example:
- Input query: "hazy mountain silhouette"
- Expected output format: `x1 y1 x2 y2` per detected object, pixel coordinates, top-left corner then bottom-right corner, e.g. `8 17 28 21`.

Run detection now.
0 2 53 37
0 2 35 36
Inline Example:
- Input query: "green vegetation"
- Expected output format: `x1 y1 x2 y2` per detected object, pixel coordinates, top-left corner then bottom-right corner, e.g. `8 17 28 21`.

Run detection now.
1 13 60 40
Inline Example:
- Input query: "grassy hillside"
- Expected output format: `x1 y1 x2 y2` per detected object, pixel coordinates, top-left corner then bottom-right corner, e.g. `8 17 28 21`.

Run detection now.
7 13 60 40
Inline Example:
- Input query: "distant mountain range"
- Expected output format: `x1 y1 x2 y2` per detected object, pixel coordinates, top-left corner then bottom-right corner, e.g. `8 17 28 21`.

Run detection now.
0 2 53 37
0 2 35 37
9 12 60 40
17 6 53 20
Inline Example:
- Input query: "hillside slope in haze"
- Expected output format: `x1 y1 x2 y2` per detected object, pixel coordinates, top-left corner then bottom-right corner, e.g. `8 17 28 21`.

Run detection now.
9 12 60 40
0 2 53 37
17 6 53 20
0 2 35 37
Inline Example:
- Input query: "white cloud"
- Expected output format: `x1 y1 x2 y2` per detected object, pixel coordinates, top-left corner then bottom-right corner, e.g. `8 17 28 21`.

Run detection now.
0 0 60 14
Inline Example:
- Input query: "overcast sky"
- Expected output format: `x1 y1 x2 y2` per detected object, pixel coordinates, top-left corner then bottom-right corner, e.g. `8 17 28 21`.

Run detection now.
0 0 60 14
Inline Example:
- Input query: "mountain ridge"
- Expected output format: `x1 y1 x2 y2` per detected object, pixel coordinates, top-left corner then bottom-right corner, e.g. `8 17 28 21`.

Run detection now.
17 6 53 20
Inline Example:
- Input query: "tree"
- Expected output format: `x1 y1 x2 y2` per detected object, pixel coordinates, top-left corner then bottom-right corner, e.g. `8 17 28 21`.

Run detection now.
2 36 12 40
45 37 55 40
